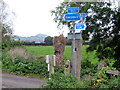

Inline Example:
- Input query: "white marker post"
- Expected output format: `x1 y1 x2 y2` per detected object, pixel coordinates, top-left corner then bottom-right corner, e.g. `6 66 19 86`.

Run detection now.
46 55 56 80
53 55 56 66
48 64 49 71
46 55 49 63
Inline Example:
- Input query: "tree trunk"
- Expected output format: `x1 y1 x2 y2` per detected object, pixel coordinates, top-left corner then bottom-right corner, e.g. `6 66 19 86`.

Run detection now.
53 34 66 69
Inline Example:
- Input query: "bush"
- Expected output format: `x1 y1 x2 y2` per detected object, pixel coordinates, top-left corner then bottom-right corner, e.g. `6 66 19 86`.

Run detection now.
92 67 119 88
2 40 22 51
32 59 49 77
81 59 97 77
42 72 91 88
42 59 119 88
2 53 49 78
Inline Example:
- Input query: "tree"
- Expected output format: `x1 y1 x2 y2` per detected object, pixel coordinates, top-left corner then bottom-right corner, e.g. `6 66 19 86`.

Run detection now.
44 36 53 45
0 0 16 50
51 1 120 69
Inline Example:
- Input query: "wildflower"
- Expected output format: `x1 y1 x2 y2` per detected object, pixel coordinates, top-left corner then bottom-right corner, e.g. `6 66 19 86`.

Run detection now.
97 79 101 82
101 67 104 69
60 76 63 79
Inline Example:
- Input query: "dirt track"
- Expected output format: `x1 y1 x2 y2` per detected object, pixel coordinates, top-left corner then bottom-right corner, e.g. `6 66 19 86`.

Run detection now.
2 73 47 88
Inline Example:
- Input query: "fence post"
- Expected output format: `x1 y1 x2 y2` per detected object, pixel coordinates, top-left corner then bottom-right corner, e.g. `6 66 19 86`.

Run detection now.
46 55 56 79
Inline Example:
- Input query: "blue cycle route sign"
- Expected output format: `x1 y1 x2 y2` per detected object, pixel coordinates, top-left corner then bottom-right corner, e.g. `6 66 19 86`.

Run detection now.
68 7 79 13
62 13 85 21
75 24 86 30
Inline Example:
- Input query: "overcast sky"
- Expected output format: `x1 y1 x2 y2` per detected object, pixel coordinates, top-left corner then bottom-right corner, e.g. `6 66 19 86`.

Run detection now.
4 0 68 37
3 0 119 37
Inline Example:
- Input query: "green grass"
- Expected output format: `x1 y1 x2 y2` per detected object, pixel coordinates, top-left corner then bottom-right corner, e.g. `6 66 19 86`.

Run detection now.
24 45 99 65
25 46 54 55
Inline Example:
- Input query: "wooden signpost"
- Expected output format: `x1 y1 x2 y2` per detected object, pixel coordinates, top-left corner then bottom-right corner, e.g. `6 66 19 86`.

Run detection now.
46 55 56 79
106 70 120 76
106 70 120 87
63 7 86 78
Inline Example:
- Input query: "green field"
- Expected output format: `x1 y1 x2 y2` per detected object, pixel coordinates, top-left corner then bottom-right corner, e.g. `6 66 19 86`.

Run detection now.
24 45 99 64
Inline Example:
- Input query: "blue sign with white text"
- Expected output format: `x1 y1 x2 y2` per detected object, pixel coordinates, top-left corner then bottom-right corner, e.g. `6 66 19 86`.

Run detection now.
75 24 86 30
62 13 85 21
68 7 79 13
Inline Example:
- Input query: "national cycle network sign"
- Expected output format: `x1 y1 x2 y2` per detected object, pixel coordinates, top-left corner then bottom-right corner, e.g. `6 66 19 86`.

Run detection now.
62 13 85 21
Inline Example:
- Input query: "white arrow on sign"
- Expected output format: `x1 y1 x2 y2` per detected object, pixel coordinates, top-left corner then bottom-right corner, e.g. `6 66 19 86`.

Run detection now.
75 23 87 31
62 14 65 21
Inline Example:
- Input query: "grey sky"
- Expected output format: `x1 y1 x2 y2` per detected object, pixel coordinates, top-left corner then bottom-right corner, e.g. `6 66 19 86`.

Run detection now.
4 0 68 37
4 0 119 37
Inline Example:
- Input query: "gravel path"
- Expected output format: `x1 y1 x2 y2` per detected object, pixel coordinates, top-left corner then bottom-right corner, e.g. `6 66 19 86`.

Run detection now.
2 73 47 88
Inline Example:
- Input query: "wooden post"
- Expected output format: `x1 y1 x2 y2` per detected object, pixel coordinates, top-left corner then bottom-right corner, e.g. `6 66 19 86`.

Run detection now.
46 55 56 79
71 22 76 78
65 60 70 77
71 21 82 78
75 39 82 78
106 70 120 87
71 38 82 78
106 70 120 76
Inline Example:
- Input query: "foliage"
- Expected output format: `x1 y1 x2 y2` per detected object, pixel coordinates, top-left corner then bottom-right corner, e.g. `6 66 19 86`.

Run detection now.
2 45 119 88
43 66 119 88
92 67 119 88
42 71 91 88
0 1 15 42
44 36 53 45
81 60 97 77
2 39 21 51
104 58 116 67
2 53 49 78
51 1 120 69
0 1 19 51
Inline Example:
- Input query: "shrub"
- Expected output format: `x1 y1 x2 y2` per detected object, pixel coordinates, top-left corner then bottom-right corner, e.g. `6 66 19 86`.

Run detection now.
32 59 49 77
92 67 119 88
43 73 76 88
81 59 97 77
42 68 91 88
2 40 22 51
2 53 49 78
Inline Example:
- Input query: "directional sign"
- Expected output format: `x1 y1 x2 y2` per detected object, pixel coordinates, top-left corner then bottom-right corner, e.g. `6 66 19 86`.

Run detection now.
62 13 85 21
68 7 79 13
67 33 82 40
75 24 86 30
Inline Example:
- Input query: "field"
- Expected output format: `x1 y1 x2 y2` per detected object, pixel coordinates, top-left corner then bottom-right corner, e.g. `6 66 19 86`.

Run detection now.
24 45 99 64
